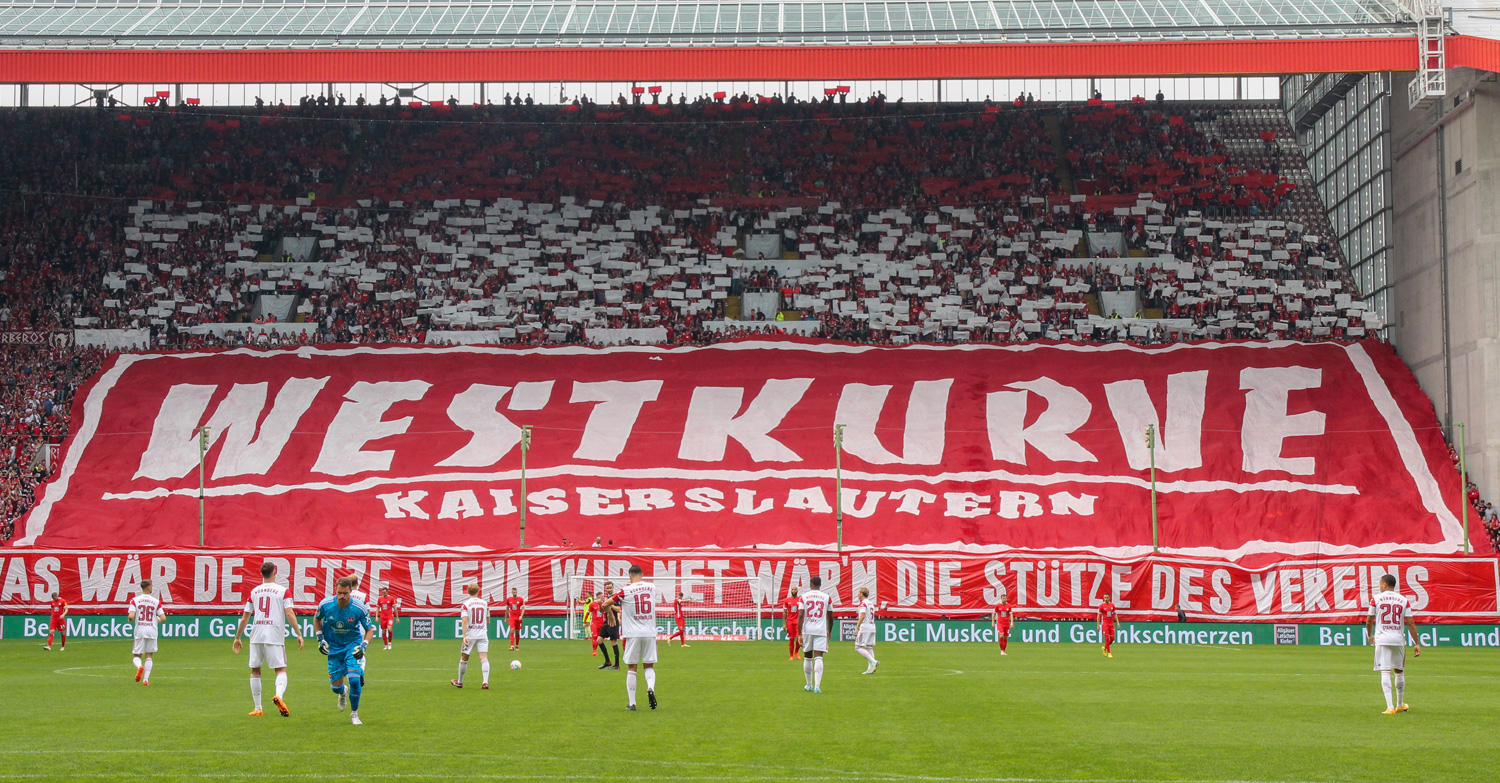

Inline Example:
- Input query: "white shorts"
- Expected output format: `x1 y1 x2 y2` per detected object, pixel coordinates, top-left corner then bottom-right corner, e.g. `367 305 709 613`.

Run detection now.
461 637 490 656
132 636 158 655
855 630 876 648
248 642 286 669
1373 644 1407 671
803 634 828 654
622 636 658 665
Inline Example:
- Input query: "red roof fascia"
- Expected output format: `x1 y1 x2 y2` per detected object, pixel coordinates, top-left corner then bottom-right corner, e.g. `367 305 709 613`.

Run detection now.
0 38 1421 83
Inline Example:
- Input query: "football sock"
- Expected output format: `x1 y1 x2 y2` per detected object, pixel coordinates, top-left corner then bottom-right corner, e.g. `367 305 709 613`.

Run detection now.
1381 671 1394 709
789 638 797 657
612 644 620 663
347 674 362 711
814 657 824 688
1394 672 1405 705
142 659 153 681
132 655 142 669
591 637 599 654
644 667 656 693
481 660 490 685
599 645 611 665
857 647 876 666
457 660 468 685
274 671 287 699
60 631 66 646
47 631 53 646
999 637 1008 652
332 684 345 695
803 657 813 687
250 675 263 710
626 670 637 706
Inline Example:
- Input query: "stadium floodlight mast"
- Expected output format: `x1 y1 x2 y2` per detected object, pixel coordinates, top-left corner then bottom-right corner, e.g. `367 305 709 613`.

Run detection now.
519 425 533 548
833 423 846 551
1145 424 1158 552
197 425 210 546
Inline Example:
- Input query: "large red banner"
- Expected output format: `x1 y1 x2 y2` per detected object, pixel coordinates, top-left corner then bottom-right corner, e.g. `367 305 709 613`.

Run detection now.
0 548 1495 622
11 339 1483 559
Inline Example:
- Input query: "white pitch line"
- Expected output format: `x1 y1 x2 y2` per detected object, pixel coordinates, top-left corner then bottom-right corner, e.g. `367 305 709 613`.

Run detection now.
0 749 1343 783
0 770 1336 783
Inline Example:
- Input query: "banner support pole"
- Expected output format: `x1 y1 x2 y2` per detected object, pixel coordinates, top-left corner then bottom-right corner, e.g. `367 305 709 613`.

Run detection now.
519 425 532 548
1458 422 1469 554
834 424 846 551
198 425 210 547
1146 425 1158 553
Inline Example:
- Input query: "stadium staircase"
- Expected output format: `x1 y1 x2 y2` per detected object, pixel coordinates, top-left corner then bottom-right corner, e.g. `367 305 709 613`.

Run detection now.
1043 112 1077 195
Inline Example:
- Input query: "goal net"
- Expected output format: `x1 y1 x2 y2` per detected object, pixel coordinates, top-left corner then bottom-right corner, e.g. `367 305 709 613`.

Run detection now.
565 575 764 641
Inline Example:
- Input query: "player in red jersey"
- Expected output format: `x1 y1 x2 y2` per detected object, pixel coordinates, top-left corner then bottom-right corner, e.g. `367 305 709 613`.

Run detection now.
375 586 400 650
504 588 526 650
668 588 693 648
992 593 1014 656
780 586 802 661
44 592 68 651
1097 594 1118 658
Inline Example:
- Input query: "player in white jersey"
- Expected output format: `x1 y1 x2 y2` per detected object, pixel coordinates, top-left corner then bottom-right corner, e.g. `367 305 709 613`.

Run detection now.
232 561 305 717
798 576 833 693
127 580 163 685
451 582 492 690
599 564 660 710
1366 573 1421 714
853 586 879 675
346 575 370 675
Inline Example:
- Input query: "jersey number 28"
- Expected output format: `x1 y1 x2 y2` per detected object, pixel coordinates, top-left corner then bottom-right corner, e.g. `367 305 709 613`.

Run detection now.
1379 604 1405 626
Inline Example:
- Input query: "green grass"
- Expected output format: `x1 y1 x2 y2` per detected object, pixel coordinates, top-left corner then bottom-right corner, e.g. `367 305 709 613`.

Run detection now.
2 637 1497 782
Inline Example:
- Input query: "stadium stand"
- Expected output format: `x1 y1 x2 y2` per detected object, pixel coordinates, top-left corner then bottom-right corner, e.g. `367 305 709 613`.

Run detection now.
1 95 1486 538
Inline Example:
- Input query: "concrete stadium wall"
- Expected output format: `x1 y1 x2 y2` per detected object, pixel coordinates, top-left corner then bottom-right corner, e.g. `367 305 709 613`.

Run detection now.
1391 69 1500 508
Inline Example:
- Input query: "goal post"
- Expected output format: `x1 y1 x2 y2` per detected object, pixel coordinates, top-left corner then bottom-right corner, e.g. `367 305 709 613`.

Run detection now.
565 575 765 641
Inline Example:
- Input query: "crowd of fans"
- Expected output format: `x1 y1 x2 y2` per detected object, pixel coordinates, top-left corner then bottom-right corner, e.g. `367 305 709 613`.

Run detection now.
0 96 1485 541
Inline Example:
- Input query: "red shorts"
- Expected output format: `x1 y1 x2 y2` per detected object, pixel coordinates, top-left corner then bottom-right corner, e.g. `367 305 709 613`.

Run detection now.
379 617 393 629
1101 625 1116 639
591 623 603 636
509 619 522 630
675 617 685 628
785 626 800 638
996 623 1010 636
50 616 64 629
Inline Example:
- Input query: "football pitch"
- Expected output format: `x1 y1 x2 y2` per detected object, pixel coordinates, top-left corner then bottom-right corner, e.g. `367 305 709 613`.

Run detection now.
2 638 1497 782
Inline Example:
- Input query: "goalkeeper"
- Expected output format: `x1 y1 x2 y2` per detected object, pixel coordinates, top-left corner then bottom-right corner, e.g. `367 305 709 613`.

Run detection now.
314 576 376 726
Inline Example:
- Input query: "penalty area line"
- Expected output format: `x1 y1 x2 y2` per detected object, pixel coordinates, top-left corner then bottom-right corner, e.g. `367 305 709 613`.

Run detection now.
0 768 1344 774
0 751 1338 783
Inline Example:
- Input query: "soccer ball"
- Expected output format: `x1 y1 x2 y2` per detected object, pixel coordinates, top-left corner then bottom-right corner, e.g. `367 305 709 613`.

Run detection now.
509 660 522 670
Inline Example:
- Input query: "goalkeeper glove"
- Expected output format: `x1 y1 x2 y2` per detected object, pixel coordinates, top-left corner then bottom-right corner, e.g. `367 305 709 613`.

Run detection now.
317 636 329 656
353 641 367 660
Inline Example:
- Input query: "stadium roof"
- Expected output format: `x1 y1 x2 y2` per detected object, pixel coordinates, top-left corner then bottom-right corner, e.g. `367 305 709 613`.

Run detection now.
0 0 1409 50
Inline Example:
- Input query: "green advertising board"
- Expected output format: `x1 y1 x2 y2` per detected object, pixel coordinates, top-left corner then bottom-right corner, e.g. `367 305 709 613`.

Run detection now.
5 615 1500 648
